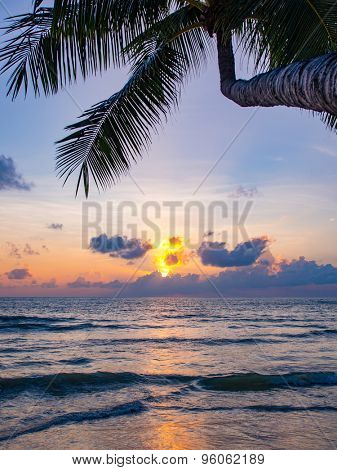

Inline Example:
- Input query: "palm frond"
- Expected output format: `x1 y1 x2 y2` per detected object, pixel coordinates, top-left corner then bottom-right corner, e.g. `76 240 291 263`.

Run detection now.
321 112 337 130
33 1 44 13
125 5 211 73
56 43 185 197
56 5 210 196
0 0 178 98
0 8 56 97
214 0 337 71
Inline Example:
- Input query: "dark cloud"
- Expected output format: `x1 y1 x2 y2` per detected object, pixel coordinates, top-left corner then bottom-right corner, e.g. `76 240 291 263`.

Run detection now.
207 257 337 289
66 256 337 297
260 257 337 287
90 234 152 260
228 185 261 198
204 231 214 238
203 257 337 291
6 268 32 280
127 272 201 296
40 279 58 288
67 272 199 295
0 155 33 191
198 237 269 268
48 223 63 230
68 276 123 289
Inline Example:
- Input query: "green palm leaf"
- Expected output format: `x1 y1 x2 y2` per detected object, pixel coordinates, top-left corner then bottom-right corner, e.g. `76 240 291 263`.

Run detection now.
0 0 178 97
55 44 186 196
55 4 210 196
214 0 337 71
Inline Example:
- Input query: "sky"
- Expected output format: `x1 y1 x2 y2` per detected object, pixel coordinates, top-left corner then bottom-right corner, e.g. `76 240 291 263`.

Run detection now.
0 0 336 297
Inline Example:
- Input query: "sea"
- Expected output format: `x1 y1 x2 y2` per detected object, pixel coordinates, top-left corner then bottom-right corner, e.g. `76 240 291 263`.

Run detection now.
0 297 336 450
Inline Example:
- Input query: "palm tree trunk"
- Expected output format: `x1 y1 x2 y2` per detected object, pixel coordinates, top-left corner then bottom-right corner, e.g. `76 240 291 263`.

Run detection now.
217 35 337 114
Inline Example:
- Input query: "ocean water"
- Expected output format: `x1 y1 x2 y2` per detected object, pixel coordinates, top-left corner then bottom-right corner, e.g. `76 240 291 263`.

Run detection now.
0 297 336 450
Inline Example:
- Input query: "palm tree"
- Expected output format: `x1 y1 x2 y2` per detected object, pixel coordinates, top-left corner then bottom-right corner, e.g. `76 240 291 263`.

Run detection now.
0 0 336 196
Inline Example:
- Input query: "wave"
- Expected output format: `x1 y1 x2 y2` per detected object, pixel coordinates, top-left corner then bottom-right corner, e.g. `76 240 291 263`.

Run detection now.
0 315 76 323
317 299 337 305
246 405 337 412
1 314 333 338
0 400 146 443
59 358 92 365
198 371 337 392
4 323 334 342
159 314 326 323
0 322 94 332
157 404 337 413
309 328 337 336
272 329 337 339
1 370 337 397
0 316 163 333
239 323 328 329
2 399 336 444
87 337 278 347
0 320 285 340
0 371 143 396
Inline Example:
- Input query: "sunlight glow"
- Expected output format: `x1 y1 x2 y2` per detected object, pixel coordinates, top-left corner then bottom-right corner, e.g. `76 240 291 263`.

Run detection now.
155 237 186 278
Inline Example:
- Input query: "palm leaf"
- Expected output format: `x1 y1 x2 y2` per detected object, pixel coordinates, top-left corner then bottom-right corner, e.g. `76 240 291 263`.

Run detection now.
56 43 185 196
214 0 337 71
56 10 210 196
125 5 211 73
0 0 178 98
0 8 56 97
321 112 337 130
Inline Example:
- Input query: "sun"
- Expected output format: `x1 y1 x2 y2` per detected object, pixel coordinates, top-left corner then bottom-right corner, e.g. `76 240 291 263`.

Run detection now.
155 237 186 277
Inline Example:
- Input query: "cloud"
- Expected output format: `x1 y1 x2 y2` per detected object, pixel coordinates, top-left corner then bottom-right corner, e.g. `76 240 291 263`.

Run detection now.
6 268 32 280
6 242 40 258
66 255 337 297
48 223 63 230
68 276 123 289
228 185 261 198
0 155 33 191
126 272 201 296
23 244 40 256
210 256 337 289
90 234 152 260
40 278 58 288
198 237 269 268
313 145 337 158
7 242 21 259
67 272 199 295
